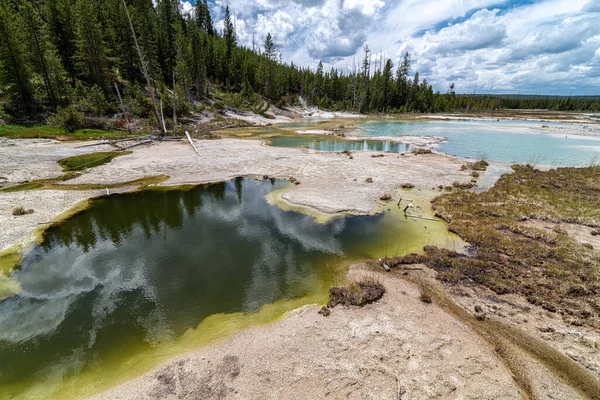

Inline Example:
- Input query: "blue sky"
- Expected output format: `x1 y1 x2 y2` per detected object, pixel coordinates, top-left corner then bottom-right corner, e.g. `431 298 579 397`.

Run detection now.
181 0 600 95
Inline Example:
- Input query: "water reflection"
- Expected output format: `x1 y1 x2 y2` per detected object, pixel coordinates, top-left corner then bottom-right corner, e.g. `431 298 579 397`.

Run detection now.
268 135 411 153
0 178 392 396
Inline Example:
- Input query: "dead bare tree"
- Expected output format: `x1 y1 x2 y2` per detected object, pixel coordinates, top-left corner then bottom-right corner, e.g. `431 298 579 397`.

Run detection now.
172 71 177 127
122 0 166 135
114 82 132 134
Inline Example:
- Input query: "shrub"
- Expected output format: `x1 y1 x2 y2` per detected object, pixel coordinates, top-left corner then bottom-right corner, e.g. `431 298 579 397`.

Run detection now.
412 148 432 155
49 105 85 132
472 160 489 171
12 207 34 216
327 278 385 308
419 289 432 304
452 181 474 189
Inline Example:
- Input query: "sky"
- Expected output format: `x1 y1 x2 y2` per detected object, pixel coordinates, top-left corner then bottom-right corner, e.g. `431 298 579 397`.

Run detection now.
182 0 600 95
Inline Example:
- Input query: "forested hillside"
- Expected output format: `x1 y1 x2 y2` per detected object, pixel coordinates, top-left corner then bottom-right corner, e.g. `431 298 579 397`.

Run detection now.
0 0 598 130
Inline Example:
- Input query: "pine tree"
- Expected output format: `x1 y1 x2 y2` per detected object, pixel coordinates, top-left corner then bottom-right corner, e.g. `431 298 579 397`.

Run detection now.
195 0 205 32
381 59 393 111
314 61 323 102
73 0 111 90
156 0 179 83
189 28 206 98
46 0 77 82
395 52 410 107
20 0 60 105
223 5 236 86
262 33 276 99
0 0 36 109
203 0 214 36
359 45 371 113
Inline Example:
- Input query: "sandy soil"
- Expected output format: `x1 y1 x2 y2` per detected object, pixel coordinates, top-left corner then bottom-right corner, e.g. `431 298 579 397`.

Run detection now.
522 220 600 250
446 277 600 399
91 264 522 400
223 110 294 125
0 137 115 187
0 189 100 253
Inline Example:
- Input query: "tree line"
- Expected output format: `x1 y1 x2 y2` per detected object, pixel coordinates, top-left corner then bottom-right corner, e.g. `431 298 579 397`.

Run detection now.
0 0 597 128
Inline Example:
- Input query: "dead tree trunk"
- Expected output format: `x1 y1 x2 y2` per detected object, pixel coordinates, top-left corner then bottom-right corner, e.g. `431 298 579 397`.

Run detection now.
122 0 166 136
114 82 132 134
159 99 167 134
172 71 177 127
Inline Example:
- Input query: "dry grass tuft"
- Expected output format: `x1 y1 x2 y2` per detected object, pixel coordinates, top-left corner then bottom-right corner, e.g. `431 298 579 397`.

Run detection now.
391 165 600 327
12 207 34 216
452 181 475 189
411 148 432 155
419 289 432 304
472 160 489 171
320 278 385 316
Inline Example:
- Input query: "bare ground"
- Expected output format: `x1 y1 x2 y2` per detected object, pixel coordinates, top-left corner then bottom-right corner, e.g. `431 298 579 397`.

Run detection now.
90 264 522 400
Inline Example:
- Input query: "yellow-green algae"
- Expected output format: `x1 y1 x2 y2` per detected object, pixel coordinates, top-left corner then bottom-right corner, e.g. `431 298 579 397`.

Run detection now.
57 151 132 171
8 275 336 400
0 181 462 400
0 174 169 193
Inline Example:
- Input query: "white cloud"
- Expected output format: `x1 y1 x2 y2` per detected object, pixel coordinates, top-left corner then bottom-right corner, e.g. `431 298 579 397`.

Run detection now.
181 0 194 17
189 0 600 93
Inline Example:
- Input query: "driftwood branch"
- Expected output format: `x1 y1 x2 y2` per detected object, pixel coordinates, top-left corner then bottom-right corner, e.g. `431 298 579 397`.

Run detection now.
185 131 201 156
378 258 391 271
76 138 138 148
119 139 153 151
405 214 440 222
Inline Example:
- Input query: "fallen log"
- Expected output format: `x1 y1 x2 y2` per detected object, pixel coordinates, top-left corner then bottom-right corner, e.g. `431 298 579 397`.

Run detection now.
185 131 201 156
378 258 391 271
405 214 440 222
119 139 153 151
76 137 141 148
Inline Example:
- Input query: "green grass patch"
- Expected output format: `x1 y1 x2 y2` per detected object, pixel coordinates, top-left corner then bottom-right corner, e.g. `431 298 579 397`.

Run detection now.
0 175 169 193
0 124 133 140
58 151 131 171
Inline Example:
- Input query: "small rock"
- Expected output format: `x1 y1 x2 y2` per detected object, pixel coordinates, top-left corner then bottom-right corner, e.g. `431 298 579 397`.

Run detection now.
474 305 483 313
365 177 373 183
